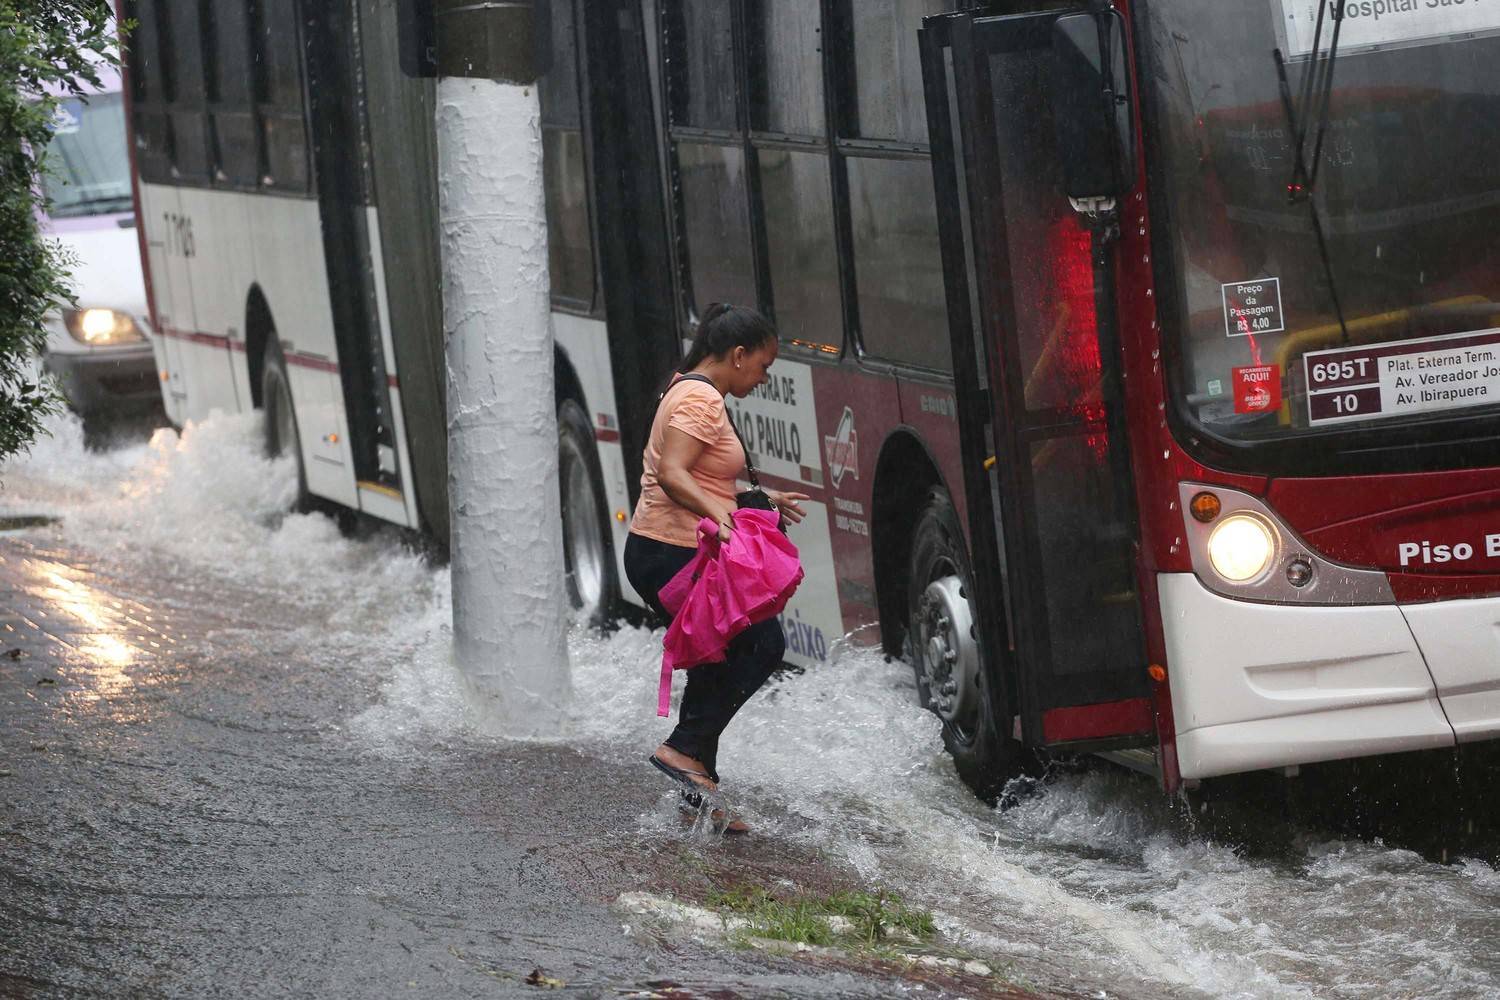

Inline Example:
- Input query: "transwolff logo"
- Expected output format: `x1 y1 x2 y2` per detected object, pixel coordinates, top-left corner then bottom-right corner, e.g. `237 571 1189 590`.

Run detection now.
824 406 859 488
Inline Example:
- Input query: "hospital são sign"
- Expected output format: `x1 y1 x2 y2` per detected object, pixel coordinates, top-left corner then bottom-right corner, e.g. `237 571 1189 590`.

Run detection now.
1278 0 1500 57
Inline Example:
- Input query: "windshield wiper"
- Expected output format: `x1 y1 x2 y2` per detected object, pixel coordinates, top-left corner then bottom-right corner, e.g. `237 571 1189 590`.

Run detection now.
1279 2 1346 200
1274 4 1349 342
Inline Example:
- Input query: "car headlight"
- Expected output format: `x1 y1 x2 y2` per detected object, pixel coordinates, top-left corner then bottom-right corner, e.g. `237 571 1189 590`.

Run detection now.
63 308 144 346
1207 513 1277 583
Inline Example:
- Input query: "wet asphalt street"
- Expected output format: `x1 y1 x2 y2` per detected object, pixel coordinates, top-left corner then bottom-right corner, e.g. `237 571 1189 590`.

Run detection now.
0 533 1026 999
13 416 1500 1000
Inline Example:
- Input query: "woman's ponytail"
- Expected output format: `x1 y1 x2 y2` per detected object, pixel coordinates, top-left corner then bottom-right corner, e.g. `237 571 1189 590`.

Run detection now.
675 302 775 374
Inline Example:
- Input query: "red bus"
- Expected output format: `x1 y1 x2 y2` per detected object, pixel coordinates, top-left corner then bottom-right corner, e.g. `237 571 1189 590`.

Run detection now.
123 0 1500 798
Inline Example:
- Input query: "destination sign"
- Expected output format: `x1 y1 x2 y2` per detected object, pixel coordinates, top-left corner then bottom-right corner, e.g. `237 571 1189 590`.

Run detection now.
1278 0 1500 58
1304 328 1500 425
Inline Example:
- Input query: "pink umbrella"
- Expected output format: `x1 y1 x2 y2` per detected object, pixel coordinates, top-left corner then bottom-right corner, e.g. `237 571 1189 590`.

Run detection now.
655 508 804 716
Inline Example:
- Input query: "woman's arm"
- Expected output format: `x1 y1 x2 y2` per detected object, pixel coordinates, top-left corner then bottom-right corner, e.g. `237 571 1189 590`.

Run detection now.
658 426 738 541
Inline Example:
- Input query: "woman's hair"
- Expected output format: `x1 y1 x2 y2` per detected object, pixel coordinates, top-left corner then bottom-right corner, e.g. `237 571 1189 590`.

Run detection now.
676 303 777 374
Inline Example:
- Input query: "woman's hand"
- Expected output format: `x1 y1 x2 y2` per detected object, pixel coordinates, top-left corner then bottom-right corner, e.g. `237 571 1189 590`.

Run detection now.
766 490 811 527
709 506 737 543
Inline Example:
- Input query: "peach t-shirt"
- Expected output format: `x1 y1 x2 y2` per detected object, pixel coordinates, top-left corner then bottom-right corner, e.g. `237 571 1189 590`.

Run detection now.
631 377 746 548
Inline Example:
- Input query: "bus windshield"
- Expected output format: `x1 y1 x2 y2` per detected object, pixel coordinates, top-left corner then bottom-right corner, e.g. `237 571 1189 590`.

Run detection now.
40 92 132 219
1143 1 1500 459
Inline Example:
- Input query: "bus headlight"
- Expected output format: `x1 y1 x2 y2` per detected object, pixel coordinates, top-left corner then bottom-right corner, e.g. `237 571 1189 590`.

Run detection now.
1178 482 1394 605
1207 513 1276 583
63 308 144 346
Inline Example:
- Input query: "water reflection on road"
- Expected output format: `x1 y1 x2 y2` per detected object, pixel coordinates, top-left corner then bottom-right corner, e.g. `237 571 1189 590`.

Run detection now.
3 412 1499 999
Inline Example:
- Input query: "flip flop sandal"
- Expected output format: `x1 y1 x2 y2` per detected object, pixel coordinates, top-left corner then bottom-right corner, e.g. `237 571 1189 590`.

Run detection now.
650 755 749 834
649 754 713 809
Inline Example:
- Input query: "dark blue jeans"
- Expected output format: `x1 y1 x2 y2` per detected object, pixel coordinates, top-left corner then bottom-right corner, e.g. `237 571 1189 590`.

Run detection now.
624 531 785 783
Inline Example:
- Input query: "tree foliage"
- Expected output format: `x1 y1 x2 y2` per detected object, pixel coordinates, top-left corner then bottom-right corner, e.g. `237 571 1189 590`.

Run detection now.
0 1 118 461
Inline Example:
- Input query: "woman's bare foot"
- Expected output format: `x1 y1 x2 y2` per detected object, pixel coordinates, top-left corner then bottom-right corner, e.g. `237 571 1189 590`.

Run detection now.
654 745 750 833
715 812 750 835
652 743 715 792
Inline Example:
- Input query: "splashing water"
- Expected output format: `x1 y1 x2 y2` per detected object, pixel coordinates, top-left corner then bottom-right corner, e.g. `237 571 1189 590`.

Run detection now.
5 411 1500 999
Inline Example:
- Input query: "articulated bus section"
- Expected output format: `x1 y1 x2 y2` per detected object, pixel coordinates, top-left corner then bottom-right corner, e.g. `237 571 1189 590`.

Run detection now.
125 0 450 535
139 187 421 527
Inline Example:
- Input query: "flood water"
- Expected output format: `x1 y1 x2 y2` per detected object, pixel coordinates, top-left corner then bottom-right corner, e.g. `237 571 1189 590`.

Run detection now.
3 412 1499 999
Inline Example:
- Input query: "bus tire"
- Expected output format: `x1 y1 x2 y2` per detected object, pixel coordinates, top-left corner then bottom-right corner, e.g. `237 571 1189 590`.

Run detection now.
907 487 1019 800
557 397 618 622
261 338 310 511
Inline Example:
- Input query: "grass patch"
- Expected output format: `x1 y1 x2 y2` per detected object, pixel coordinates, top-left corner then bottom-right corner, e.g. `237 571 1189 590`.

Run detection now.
707 885 936 948
824 890 937 944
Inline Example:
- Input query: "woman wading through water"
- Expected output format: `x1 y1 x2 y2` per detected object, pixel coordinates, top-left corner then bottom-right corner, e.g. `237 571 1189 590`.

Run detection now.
624 304 809 833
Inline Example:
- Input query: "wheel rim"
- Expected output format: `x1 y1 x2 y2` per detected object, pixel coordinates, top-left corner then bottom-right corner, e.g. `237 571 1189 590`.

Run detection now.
916 571 982 737
560 434 606 611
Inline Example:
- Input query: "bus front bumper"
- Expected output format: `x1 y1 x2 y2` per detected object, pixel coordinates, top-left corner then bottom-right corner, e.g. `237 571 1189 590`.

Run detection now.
1159 572 1469 781
1401 597 1500 743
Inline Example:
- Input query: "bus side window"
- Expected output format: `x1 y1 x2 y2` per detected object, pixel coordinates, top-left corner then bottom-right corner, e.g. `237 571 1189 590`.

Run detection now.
846 156 949 372
254 0 309 193
663 0 756 315
837 0 951 373
759 148 840 353
664 1 738 131
539 0 595 312
847 0 943 146
160 0 211 185
206 0 259 189
124 0 174 184
747 0 842 354
747 0 824 136
677 142 757 313
538 0 581 130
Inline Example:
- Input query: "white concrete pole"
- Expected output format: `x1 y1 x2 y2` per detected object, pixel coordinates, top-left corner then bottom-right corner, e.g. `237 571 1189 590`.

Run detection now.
437 76 572 733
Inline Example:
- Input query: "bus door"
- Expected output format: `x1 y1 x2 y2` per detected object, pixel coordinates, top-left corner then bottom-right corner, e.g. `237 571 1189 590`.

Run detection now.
920 9 1151 749
580 0 681 499
302 1 404 512
140 189 192 418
